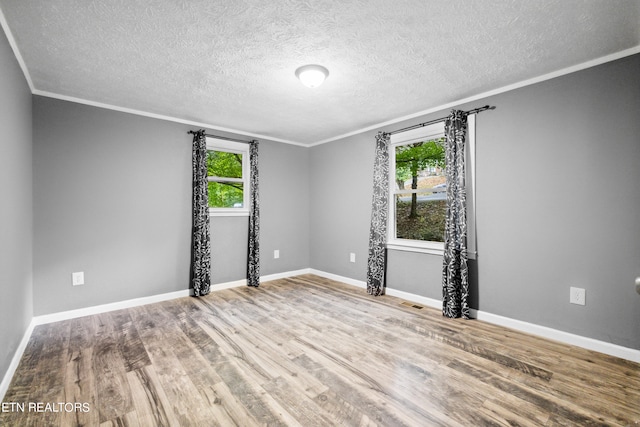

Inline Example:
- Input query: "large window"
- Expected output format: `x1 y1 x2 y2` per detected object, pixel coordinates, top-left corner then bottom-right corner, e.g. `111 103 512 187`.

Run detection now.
388 115 476 257
206 138 250 216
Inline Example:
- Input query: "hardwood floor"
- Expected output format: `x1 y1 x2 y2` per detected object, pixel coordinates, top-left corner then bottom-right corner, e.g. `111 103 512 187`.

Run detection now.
2 274 639 426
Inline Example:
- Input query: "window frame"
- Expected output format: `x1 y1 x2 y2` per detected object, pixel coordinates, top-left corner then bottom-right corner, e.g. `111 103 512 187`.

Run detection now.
387 114 477 259
206 137 250 217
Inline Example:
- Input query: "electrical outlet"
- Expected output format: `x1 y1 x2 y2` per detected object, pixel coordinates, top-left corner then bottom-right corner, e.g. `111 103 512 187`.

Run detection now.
274 250 280 259
349 253 356 263
72 272 85 286
570 287 585 305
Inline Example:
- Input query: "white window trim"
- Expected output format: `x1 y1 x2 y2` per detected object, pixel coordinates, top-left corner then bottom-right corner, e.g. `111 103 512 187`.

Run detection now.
206 138 250 217
387 115 477 259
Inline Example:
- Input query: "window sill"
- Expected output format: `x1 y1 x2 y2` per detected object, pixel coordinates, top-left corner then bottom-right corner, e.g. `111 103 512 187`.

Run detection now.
387 243 444 256
387 242 476 260
209 209 249 217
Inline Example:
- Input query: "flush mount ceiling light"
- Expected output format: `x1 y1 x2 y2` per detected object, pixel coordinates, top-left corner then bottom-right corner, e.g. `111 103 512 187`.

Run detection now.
295 64 329 88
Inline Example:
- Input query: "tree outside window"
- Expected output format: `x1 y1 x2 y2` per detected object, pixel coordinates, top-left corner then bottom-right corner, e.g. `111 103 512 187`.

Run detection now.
394 137 446 242
206 138 250 216
207 150 244 208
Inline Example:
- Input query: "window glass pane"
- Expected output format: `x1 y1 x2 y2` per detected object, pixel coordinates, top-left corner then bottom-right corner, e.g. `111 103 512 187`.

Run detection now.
394 137 446 242
208 182 243 208
207 150 243 179
395 194 446 242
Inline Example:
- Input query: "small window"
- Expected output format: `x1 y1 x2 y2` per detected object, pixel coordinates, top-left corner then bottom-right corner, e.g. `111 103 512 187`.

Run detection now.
388 116 476 258
206 138 250 216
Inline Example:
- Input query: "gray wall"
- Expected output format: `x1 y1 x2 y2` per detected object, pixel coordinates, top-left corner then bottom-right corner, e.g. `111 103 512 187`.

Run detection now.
309 54 640 350
309 133 374 278
259 140 310 276
32 97 310 315
474 54 640 349
210 140 310 283
0 28 33 382
33 97 192 315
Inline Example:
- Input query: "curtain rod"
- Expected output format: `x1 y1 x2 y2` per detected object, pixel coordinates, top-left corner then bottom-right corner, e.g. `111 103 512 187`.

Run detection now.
187 130 254 144
384 105 495 137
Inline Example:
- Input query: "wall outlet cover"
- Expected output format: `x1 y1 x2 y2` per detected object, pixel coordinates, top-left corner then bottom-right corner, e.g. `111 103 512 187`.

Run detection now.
72 272 85 286
570 287 586 305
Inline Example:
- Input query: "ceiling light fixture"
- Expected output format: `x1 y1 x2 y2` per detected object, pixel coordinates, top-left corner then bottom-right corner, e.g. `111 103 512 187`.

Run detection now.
295 64 329 88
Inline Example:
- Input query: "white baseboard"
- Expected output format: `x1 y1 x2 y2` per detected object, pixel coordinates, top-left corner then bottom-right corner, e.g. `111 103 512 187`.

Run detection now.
33 268 314 325
262 268 312 282
0 318 36 401
308 269 366 288
385 288 442 311
209 269 314 291
471 309 640 363
32 289 191 326
210 279 247 292
308 269 640 364
309 269 444 310
3 267 637 402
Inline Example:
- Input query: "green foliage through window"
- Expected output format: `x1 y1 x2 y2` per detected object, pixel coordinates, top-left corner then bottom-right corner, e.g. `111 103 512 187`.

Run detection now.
208 182 243 208
207 151 242 178
207 150 244 208
394 138 445 185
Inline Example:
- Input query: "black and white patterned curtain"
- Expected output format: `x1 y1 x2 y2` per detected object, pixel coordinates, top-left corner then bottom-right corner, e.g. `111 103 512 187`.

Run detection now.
247 141 260 287
442 110 470 318
366 131 390 296
191 130 211 296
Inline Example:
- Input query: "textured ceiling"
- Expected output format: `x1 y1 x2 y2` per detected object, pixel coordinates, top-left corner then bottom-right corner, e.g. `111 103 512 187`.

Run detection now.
1 0 639 145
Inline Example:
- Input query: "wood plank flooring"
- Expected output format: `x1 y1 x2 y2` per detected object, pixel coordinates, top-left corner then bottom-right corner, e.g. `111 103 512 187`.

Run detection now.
2 274 639 426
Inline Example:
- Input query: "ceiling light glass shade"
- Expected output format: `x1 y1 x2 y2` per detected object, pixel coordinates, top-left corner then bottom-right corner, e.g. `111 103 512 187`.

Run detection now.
295 64 329 88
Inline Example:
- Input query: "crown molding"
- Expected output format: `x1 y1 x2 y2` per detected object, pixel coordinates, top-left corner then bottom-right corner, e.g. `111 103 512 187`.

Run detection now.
308 45 640 147
0 5 35 92
2 8 638 149
32 89 309 147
